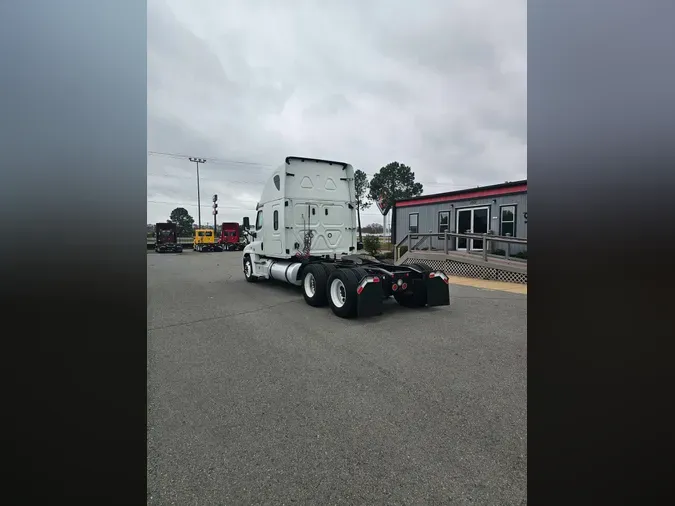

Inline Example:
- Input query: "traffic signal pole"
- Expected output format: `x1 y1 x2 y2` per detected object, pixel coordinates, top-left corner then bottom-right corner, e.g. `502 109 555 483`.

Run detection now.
212 194 218 236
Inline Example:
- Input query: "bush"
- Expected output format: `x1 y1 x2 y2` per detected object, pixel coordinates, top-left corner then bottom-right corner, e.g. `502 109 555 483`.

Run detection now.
363 235 381 255
398 245 408 256
514 250 528 259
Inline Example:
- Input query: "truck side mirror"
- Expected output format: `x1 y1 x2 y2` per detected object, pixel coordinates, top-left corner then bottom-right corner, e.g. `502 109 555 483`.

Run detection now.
243 217 250 229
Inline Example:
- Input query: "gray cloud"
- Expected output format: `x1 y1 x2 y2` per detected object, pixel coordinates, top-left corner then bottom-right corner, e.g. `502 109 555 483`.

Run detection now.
147 0 526 224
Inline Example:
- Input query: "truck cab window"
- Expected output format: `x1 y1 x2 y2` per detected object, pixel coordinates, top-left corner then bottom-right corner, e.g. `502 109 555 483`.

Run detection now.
255 210 263 230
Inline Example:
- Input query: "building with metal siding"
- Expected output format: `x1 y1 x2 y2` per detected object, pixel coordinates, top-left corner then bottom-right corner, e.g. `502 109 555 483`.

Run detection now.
391 180 527 254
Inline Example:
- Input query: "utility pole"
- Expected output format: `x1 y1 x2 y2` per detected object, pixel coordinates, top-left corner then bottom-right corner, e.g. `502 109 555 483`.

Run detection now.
189 157 206 228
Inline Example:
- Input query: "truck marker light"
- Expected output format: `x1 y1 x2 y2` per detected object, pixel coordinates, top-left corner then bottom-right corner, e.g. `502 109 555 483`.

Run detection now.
392 284 398 291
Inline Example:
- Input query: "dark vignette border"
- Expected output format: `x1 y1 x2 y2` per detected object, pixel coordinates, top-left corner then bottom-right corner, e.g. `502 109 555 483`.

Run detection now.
529 1 675 504
1 0 674 504
0 1 147 503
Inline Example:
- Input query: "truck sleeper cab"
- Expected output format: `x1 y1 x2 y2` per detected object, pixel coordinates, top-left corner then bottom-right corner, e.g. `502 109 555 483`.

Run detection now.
241 156 450 319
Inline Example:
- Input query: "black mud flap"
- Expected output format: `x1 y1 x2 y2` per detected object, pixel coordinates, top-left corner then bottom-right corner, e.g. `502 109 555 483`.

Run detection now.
426 277 450 307
357 281 384 317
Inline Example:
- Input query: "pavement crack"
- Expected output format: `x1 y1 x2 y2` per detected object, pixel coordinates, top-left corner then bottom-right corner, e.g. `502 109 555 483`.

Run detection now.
147 299 303 332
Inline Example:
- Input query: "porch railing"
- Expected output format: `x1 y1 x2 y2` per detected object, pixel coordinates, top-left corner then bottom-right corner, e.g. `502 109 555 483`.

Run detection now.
394 231 527 262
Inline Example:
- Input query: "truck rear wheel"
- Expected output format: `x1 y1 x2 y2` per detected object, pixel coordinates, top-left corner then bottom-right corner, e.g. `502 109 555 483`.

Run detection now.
327 268 359 318
392 263 432 307
393 289 427 308
302 263 331 307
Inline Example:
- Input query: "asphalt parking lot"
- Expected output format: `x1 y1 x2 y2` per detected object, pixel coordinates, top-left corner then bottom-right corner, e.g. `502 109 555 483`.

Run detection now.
147 250 527 505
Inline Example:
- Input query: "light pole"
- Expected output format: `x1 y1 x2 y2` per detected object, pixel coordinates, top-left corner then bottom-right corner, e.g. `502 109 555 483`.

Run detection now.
189 157 206 228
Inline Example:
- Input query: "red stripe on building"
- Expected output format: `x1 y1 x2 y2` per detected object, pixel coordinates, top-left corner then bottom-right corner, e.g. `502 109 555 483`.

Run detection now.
396 184 527 208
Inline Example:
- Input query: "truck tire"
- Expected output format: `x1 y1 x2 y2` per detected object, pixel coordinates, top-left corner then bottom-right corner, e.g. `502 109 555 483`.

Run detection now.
321 263 337 278
391 263 429 307
301 263 331 307
243 256 258 282
393 288 427 308
350 267 369 283
326 268 360 318
393 269 426 308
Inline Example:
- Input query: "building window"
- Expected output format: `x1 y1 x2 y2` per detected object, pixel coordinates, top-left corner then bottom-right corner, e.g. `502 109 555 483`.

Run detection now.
438 211 450 237
500 205 516 237
273 210 279 230
255 210 263 230
409 213 419 234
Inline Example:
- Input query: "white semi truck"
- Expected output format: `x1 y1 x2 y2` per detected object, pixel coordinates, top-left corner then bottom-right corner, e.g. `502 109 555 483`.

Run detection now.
242 156 450 318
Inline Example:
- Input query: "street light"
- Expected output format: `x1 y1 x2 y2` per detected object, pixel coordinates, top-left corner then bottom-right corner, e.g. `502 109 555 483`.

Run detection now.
189 157 206 228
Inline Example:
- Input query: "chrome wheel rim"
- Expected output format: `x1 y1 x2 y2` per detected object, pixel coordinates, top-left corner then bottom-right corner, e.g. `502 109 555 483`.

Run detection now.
304 273 316 297
330 278 347 308
244 260 252 278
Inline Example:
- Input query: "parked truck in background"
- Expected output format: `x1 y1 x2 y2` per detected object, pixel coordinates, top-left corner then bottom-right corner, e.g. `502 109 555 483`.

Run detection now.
218 222 249 251
154 222 183 253
193 228 219 252
241 156 450 319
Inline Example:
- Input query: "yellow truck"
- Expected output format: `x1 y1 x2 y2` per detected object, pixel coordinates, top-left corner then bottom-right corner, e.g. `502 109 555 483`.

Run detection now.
193 229 220 252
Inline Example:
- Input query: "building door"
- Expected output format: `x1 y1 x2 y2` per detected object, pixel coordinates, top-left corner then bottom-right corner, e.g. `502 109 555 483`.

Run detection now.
456 207 489 251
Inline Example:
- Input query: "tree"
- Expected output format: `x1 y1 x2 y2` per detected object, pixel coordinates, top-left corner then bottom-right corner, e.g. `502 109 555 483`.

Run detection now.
368 161 424 216
169 207 195 236
362 223 384 234
354 169 371 242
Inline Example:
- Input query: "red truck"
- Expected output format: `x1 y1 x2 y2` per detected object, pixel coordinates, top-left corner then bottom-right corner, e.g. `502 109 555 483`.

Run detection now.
217 222 248 251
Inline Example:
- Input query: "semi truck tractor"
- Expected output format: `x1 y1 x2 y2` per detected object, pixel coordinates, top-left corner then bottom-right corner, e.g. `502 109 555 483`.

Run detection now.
154 222 183 253
218 222 248 251
241 156 450 319
193 228 219 252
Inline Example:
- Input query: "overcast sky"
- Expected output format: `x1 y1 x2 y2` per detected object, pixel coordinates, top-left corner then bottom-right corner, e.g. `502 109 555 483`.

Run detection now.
147 0 526 226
